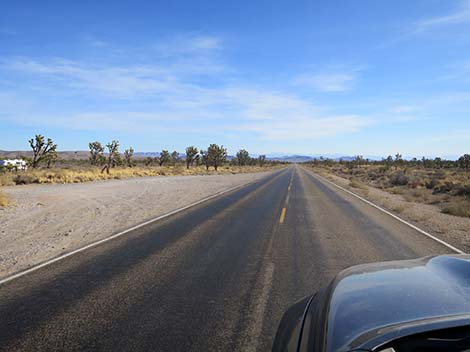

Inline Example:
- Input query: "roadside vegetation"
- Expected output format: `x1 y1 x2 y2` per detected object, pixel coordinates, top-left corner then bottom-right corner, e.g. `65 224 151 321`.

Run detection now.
0 190 10 207
0 135 285 190
304 154 470 218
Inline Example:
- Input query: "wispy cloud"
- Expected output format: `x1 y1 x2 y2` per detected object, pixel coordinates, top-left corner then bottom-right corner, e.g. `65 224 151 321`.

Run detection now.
4 58 174 98
154 34 222 56
238 115 370 140
377 0 470 49
413 0 470 32
0 34 374 144
2 34 228 99
221 88 371 139
434 61 470 83
1 65 371 141
1 83 372 141
423 129 470 143
294 68 360 92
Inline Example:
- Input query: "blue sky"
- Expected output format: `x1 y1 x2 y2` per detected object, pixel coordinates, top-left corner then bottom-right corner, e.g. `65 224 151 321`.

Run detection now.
1 0 470 158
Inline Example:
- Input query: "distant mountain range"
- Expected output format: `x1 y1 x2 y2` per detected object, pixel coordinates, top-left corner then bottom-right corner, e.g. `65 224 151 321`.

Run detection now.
264 154 380 162
0 150 460 162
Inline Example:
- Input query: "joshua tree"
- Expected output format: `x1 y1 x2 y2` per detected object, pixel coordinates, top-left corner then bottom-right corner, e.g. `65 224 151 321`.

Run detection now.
354 155 366 166
44 149 58 168
124 147 134 167
101 140 120 174
28 135 57 168
200 149 210 170
89 141 105 166
171 151 179 166
458 154 470 169
144 157 154 166
185 146 198 169
236 149 250 166
159 150 171 166
394 153 403 169
258 155 267 167
207 144 227 171
383 155 393 170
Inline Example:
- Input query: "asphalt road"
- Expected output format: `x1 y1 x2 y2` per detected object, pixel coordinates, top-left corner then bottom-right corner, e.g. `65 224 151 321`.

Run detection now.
0 165 454 351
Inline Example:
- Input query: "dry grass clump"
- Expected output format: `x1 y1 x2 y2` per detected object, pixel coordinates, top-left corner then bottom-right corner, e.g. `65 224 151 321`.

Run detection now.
388 187 404 195
349 178 366 188
349 178 368 192
383 201 409 214
442 199 470 218
0 167 166 185
402 188 431 203
0 191 11 207
0 173 15 186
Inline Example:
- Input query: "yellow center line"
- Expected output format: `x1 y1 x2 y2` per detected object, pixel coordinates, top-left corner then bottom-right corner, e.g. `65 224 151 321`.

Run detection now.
279 170 294 225
279 207 287 224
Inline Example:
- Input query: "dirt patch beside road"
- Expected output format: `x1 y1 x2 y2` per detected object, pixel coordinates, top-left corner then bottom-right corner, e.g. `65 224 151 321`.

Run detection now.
0 171 277 279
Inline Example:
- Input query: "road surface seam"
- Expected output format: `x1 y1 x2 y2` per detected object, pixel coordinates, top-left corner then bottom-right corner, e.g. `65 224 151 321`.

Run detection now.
305 168 465 254
0 169 287 286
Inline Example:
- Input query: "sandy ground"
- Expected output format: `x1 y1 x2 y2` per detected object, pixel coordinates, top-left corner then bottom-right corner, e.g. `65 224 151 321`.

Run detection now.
0 171 274 279
314 169 470 252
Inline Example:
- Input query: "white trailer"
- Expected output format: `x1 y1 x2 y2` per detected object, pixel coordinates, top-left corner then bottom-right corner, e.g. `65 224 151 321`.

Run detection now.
0 159 27 170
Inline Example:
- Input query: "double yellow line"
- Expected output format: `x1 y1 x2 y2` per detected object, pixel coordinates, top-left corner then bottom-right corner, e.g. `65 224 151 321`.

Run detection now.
279 172 294 224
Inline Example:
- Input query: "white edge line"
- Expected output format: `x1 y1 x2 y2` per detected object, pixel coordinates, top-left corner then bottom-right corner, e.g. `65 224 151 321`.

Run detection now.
306 169 465 255
0 174 276 286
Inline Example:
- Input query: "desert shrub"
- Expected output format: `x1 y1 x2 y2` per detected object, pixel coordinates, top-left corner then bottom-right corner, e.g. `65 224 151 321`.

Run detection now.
378 166 389 174
368 171 380 180
453 184 470 197
408 177 422 189
403 189 431 203
442 200 470 218
14 173 40 185
425 178 439 190
433 182 456 194
389 171 409 186
387 202 409 214
349 178 368 190
389 187 404 195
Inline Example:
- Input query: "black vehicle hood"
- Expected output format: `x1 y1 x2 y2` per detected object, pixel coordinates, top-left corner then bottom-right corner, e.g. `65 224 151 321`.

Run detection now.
324 255 470 352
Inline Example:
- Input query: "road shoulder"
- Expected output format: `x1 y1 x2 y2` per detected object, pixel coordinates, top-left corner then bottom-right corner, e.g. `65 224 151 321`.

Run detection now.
302 166 469 253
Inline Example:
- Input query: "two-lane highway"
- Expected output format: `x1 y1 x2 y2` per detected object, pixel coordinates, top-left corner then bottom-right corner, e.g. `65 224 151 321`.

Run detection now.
0 165 454 351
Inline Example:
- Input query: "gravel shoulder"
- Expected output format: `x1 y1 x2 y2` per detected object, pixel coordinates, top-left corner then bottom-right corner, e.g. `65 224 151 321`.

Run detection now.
0 171 276 279
311 168 470 252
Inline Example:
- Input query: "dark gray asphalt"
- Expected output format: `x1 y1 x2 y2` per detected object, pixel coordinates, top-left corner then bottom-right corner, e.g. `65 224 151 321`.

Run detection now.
0 165 453 351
